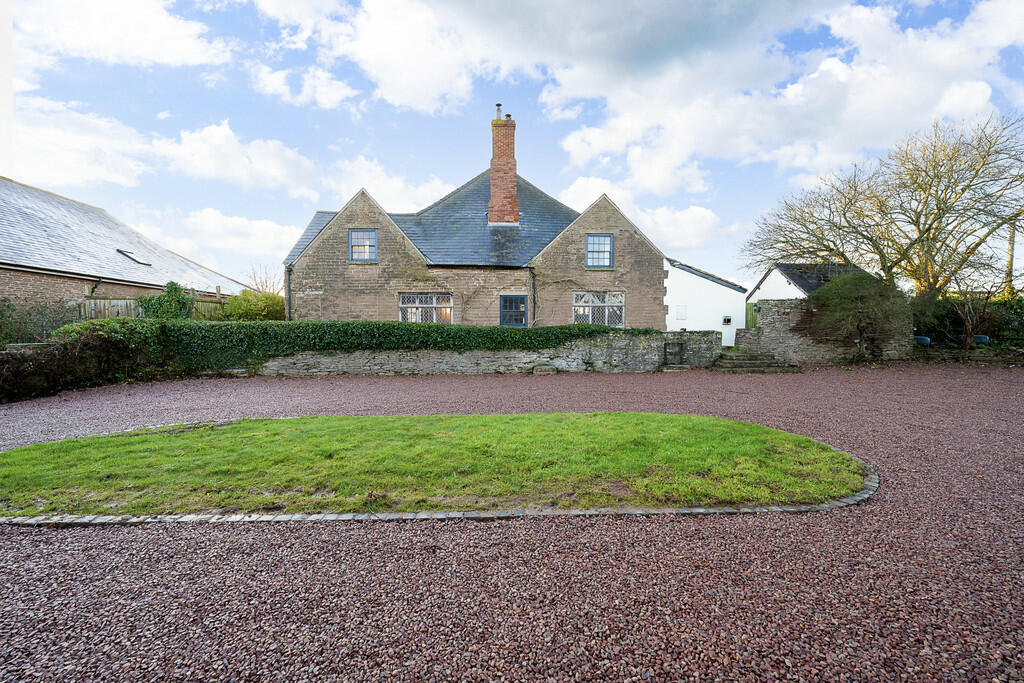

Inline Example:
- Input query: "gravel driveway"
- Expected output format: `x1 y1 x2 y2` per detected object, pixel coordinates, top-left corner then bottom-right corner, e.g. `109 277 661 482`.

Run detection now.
1 365 1022 680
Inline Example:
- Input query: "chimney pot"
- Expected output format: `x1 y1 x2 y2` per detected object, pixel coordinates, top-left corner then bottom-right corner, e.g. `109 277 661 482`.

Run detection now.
505 113 511 120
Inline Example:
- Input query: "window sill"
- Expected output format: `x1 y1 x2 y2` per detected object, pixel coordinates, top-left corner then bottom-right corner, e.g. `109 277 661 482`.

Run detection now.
348 260 379 265
585 267 615 271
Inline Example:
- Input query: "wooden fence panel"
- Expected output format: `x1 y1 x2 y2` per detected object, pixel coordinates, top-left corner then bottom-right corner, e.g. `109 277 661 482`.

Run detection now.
77 298 225 321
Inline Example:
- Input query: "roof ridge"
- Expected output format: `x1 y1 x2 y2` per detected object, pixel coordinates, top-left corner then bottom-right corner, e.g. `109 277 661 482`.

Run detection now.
401 169 490 217
516 174 580 217
667 259 746 292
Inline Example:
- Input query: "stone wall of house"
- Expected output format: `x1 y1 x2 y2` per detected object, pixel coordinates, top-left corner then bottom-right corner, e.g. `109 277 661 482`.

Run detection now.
530 196 668 329
259 330 720 376
735 298 913 365
287 192 669 330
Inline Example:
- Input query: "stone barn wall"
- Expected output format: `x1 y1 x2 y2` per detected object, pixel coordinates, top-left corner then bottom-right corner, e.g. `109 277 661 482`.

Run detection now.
734 299 913 366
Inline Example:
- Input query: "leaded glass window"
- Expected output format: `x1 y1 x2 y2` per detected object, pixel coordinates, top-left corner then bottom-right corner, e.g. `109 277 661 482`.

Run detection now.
573 292 624 327
399 293 452 323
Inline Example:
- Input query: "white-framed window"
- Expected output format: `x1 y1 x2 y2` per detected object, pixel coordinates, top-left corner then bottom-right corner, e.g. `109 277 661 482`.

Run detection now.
399 293 452 323
573 291 624 327
722 315 732 326
675 304 687 321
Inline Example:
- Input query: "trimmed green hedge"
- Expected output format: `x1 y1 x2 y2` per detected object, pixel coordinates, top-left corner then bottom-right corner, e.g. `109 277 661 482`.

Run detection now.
2 319 657 402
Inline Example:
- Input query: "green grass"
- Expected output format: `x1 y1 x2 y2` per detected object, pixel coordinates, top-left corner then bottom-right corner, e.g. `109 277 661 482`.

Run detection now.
0 413 865 516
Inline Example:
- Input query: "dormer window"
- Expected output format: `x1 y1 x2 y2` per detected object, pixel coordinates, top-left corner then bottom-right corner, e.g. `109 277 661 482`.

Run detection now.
349 229 378 262
585 234 613 268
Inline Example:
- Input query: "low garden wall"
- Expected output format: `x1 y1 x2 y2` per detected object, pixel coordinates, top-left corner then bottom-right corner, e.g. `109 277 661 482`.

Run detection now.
259 330 721 376
0 320 723 403
736 299 913 365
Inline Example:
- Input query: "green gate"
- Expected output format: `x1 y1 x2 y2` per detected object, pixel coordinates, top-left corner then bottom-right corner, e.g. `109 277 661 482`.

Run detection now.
745 302 757 328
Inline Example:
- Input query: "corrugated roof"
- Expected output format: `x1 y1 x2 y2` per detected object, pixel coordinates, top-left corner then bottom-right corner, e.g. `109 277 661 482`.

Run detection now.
773 262 869 295
0 177 245 294
667 259 746 293
284 171 580 267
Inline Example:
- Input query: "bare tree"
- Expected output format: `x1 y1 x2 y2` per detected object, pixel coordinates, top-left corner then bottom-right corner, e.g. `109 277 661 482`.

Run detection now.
745 114 1024 294
246 265 284 295
947 274 1004 350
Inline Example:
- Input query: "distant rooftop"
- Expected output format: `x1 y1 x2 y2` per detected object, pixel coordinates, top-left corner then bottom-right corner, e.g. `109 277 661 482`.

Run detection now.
667 259 746 293
0 177 245 294
757 262 870 298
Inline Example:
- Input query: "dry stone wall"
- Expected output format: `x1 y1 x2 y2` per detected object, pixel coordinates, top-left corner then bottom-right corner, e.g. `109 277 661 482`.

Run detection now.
735 299 912 365
259 330 721 376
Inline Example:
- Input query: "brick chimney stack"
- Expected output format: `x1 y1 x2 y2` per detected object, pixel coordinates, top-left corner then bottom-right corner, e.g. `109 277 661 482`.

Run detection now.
488 103 518 224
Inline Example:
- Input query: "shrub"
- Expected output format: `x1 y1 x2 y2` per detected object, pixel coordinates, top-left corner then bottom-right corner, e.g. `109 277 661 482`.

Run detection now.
223 290 286 321
136 282 195 319
809 272 909 359
0 297 80 345
0 327 162 403
912 293 1024 347
991 296 1024 346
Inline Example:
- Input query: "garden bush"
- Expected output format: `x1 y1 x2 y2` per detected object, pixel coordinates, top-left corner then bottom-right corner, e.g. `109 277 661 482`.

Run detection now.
136 282 196 319
912 293 1024 347
808 272 909 359
223 290 286 321
0 324 162 403
0 297 80 346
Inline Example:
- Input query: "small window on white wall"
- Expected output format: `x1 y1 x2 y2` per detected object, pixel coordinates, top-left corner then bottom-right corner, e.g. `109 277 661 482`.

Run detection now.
722 315 732 326
675 305 687 321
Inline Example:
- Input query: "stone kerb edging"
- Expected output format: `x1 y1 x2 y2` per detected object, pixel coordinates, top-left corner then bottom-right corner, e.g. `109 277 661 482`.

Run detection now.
1 463 880 529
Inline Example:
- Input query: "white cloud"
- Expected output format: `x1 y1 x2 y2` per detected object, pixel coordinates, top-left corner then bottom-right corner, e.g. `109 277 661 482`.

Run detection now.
326 155 455 211
14 0 231 92
559 176 722 253
316 0 494 113
292 0 1024 194
249 62 357 109
156 111 172 120
640 206 723 251
153 120 320 201
9 96 152 187
183 208 303 259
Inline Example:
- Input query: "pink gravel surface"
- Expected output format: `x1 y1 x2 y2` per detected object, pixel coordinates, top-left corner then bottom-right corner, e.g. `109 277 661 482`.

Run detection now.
1 365 1022 680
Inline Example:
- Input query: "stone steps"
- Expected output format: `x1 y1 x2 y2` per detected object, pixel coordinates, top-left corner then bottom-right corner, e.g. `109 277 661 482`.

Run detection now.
711 365 801 374
710 350 800 374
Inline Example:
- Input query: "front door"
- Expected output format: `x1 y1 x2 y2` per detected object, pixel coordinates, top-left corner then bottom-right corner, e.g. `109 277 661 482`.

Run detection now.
499 295 528 327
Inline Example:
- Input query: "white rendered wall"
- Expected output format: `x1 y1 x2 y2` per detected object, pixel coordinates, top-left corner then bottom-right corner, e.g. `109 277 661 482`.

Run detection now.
747 268 805 302
663 260 748 346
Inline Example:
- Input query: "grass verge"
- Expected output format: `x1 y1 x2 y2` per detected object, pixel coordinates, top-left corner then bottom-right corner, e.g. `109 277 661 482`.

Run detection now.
0 413 864 516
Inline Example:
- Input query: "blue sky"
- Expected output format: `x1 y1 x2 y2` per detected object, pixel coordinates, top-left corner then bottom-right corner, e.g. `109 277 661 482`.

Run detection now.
5 0 1024 287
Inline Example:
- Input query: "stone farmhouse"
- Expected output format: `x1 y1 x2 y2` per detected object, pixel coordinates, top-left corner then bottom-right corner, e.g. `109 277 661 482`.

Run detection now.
0 176 244 303
285 106 743 334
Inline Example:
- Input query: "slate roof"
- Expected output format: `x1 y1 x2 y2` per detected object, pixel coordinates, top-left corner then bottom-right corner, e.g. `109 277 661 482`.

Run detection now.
0 177 245 294
667 259 746 293
285 170 581 267
755 262 869 298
